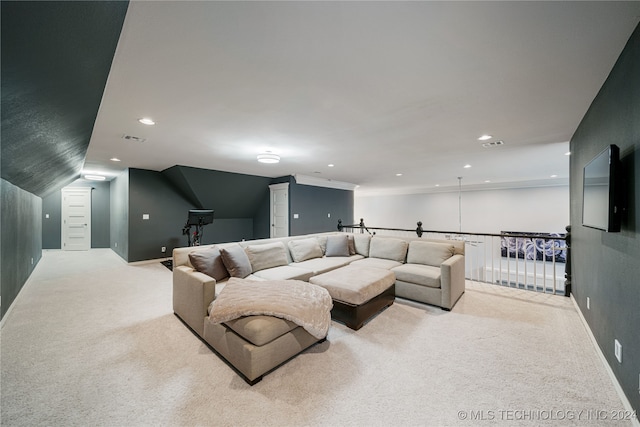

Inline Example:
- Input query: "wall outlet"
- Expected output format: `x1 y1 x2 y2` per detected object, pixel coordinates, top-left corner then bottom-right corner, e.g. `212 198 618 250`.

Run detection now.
115 242 118 248
142 214 150 220
327 213 331 218
45 214 49 219
161 246 166 253
614 339 622 363
587 297 590 310
293 213 299 219
31 258 34 265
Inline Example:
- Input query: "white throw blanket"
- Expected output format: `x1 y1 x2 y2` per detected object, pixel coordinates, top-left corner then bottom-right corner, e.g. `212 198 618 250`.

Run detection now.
208 278 333 339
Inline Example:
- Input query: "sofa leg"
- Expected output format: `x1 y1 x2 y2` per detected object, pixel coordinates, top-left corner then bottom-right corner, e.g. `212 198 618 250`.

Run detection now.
442 307 451 311
246 375 263 386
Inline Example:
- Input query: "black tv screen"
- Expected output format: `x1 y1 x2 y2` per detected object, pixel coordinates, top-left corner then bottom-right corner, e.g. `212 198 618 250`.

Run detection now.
582 144 620 232
187 209 214 226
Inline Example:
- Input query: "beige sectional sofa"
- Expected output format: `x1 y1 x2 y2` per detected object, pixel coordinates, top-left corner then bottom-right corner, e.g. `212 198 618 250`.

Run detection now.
172 231 465 383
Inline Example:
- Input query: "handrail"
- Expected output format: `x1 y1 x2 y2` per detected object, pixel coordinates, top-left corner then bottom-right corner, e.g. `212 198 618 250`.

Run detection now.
338 219 567 241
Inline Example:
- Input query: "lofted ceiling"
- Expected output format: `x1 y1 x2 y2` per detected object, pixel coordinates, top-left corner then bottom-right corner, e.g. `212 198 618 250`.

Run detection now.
80 2 639 195
1 1 128 197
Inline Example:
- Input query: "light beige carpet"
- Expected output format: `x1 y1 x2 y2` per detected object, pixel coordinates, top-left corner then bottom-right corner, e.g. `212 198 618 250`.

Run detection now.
0 249 632 426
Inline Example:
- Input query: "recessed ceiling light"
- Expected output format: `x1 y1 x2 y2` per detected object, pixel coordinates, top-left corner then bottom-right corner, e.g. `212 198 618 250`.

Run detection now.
396 173 403 176
84 175 106 181
138 118 155 125
478 135 492 141
484 180 491 183
110 157 121 162
328 164 334 167
463 164 472 169
435 184 440 187
257 153 280 164
565 151 571 156
550 174 558 178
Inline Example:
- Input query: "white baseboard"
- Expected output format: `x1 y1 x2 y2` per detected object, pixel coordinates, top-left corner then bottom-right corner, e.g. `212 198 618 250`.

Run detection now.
571 293 639 426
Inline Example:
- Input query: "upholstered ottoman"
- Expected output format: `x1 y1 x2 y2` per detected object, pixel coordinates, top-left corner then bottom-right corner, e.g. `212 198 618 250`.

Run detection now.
309 265 395 330
205 278 332 385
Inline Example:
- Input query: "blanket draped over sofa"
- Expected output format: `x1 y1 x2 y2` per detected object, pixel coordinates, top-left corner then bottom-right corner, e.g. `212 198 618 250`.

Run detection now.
208 278 333 339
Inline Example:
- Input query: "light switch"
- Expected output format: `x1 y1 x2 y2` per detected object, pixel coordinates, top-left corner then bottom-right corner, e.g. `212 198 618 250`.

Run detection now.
293 214 299 219
143 214 150 220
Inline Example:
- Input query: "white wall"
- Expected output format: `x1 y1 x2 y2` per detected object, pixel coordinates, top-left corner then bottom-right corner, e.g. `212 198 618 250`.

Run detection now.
354 185 569 234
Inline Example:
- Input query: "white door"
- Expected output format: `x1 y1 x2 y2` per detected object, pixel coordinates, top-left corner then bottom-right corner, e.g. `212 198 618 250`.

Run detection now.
62 187 92 250
269 183 289 238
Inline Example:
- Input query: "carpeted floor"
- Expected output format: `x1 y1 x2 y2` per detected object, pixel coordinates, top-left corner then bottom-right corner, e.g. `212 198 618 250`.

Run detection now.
0 249 632 426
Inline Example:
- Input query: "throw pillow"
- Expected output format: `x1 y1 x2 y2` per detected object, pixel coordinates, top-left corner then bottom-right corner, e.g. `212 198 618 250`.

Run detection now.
288 238 323 262
325 234 350 257
244 242 289 272
220 244 253 278
188 246 229 282
316 236 328 255
347 235 356 255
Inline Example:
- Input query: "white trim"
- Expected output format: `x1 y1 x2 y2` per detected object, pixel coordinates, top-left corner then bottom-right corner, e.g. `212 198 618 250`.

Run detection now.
571 294 639 426
268 182 289 191
294 174 357 191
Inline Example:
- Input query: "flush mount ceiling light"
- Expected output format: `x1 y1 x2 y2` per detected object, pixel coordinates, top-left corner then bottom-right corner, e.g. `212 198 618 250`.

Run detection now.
328 164 335 167
257 153 280 164
478 134 492 141
463 164 472 169
84 175 106 181
550 174 558 178
110 157 121 162
138 118 155 125
395 173 403 176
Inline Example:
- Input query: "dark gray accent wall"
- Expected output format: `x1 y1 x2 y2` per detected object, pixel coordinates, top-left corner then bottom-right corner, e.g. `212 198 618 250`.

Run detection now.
289 177 354 236
162 166 272 218
110 170 129 261
42 180 110 249
1 1 128 197
570 23 639 413
128 169 197 262
1 179 42 320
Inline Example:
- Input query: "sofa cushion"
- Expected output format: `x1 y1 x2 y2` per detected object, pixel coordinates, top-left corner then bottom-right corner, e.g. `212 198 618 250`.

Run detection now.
220 244 252 278
369 237 408 262
244 242 289 272
252 265 314 282
188 246 229 282
392 263 441 288
407 241 454 267
350 257 403 270
291 255 363 275
224 315 298 346
288 238 324 262
352 234 371 257
325 234 350 257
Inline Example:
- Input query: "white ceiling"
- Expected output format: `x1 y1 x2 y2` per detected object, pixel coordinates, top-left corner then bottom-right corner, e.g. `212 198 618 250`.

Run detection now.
84 1 640 195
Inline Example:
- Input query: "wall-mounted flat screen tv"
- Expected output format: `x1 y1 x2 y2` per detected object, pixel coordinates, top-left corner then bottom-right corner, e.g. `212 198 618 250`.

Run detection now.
187 209 214 226
582 144 621 232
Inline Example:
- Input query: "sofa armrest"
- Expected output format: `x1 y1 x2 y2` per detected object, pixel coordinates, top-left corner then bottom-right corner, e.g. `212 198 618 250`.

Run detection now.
173 265 216 337
440 254 465 310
